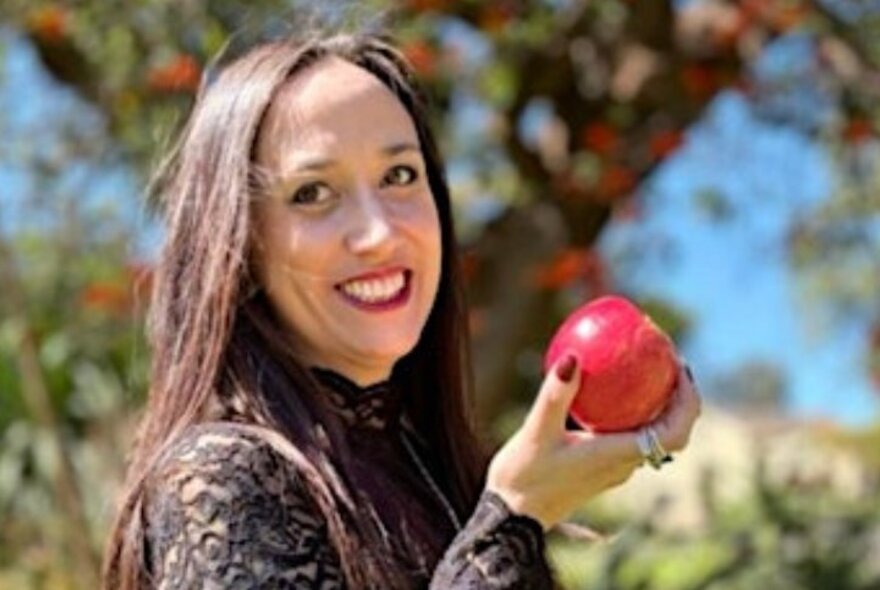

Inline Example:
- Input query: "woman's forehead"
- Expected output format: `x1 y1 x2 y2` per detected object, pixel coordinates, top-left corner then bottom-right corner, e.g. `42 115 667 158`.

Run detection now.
257 57 418 162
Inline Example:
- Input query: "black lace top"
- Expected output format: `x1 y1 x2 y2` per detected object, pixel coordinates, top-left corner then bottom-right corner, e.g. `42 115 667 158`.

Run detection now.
142 370 555 589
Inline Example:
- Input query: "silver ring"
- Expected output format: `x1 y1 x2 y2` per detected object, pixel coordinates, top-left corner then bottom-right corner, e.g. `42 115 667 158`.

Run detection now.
637 426 673 470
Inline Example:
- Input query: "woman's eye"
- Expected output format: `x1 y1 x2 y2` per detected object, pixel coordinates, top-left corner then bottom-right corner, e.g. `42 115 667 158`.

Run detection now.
289 182 334 206
383 165 419 187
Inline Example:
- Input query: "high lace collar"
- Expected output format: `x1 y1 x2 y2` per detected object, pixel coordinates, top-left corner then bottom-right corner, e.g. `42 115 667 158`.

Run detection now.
311 367 404 431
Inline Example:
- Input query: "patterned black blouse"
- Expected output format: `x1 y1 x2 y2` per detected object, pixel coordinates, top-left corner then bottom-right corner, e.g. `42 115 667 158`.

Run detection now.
143 370 555 589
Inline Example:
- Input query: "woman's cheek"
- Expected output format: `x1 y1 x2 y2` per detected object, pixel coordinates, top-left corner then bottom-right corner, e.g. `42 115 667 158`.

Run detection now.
410 192 441 230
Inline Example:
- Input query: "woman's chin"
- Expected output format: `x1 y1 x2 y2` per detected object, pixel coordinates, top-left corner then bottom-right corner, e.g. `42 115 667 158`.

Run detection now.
314 340 417 383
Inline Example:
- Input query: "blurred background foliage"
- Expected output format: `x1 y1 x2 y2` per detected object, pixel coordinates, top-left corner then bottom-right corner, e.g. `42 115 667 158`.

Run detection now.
0 0 878 588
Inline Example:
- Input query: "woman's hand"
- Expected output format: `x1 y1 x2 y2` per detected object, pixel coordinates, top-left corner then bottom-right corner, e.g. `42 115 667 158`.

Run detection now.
485 354 701 529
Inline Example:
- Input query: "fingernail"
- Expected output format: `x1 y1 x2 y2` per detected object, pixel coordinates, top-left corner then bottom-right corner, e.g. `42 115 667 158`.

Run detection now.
556 354 577 383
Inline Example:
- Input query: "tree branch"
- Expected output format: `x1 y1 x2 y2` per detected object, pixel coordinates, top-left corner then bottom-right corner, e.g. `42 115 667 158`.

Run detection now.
0 238 100 588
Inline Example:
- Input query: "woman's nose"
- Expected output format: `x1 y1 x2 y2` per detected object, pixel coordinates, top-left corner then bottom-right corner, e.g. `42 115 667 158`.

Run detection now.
345 189 396 257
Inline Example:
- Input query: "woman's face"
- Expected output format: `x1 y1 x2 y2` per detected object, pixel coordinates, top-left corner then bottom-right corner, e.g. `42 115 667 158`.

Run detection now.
252 56 442 386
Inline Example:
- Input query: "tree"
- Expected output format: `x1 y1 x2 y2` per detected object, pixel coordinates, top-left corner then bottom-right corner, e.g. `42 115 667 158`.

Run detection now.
1 0 879 586
3 0 879 405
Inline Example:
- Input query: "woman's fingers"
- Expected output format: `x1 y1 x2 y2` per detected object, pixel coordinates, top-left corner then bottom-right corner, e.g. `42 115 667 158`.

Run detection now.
569 428 644 466
654 362 702 451
521 353 582 441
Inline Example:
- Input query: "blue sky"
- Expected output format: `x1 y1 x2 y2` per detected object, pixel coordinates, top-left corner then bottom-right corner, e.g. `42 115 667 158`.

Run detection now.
0 29 146 251
2 25 877 426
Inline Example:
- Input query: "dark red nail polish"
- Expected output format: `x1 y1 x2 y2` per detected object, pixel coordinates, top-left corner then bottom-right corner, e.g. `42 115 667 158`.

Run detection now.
556 354 577 383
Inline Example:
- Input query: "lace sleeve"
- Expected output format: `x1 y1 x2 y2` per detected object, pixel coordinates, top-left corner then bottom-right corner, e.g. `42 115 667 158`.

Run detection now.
429 490 556 589
143 423 346 589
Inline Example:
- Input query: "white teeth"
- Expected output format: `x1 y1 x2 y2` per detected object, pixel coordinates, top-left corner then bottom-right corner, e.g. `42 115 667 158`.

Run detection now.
340 272 406 304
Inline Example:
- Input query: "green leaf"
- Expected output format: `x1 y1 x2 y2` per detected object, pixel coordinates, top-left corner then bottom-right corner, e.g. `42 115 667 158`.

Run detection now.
39 332 71 370
478 60 518 109
69 361 124 419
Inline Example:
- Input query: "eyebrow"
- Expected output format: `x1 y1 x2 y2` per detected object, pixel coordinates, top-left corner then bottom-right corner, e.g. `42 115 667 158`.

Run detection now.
289 142 422 173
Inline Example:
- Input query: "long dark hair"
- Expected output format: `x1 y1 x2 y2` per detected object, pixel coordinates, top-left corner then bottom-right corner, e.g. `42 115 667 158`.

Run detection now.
102 30 488 589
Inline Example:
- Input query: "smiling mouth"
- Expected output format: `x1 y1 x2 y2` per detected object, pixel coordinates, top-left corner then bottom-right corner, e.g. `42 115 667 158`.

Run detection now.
335 269 412 310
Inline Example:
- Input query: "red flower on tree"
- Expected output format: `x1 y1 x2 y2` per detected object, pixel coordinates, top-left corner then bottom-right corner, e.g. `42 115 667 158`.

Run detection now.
147 54 201 94
580 122 619 156
844 118 874 144
405 0 451 13
81 281 130 315
401 40 437 77
27 5 68 44
648 129 685 160
81 262 154 316
681 64 721 99
597 165 637 202
479 4 517 33
532 247 609 294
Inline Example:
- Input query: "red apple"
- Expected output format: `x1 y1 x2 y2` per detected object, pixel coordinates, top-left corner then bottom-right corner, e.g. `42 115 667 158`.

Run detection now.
544 295 678 432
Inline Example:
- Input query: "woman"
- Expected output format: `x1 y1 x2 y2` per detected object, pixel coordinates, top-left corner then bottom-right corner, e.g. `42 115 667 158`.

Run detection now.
102 28 701 589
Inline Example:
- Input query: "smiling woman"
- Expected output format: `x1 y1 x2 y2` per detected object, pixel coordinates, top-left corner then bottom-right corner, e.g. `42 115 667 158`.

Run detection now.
101 21 701 590
251 57 442 385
